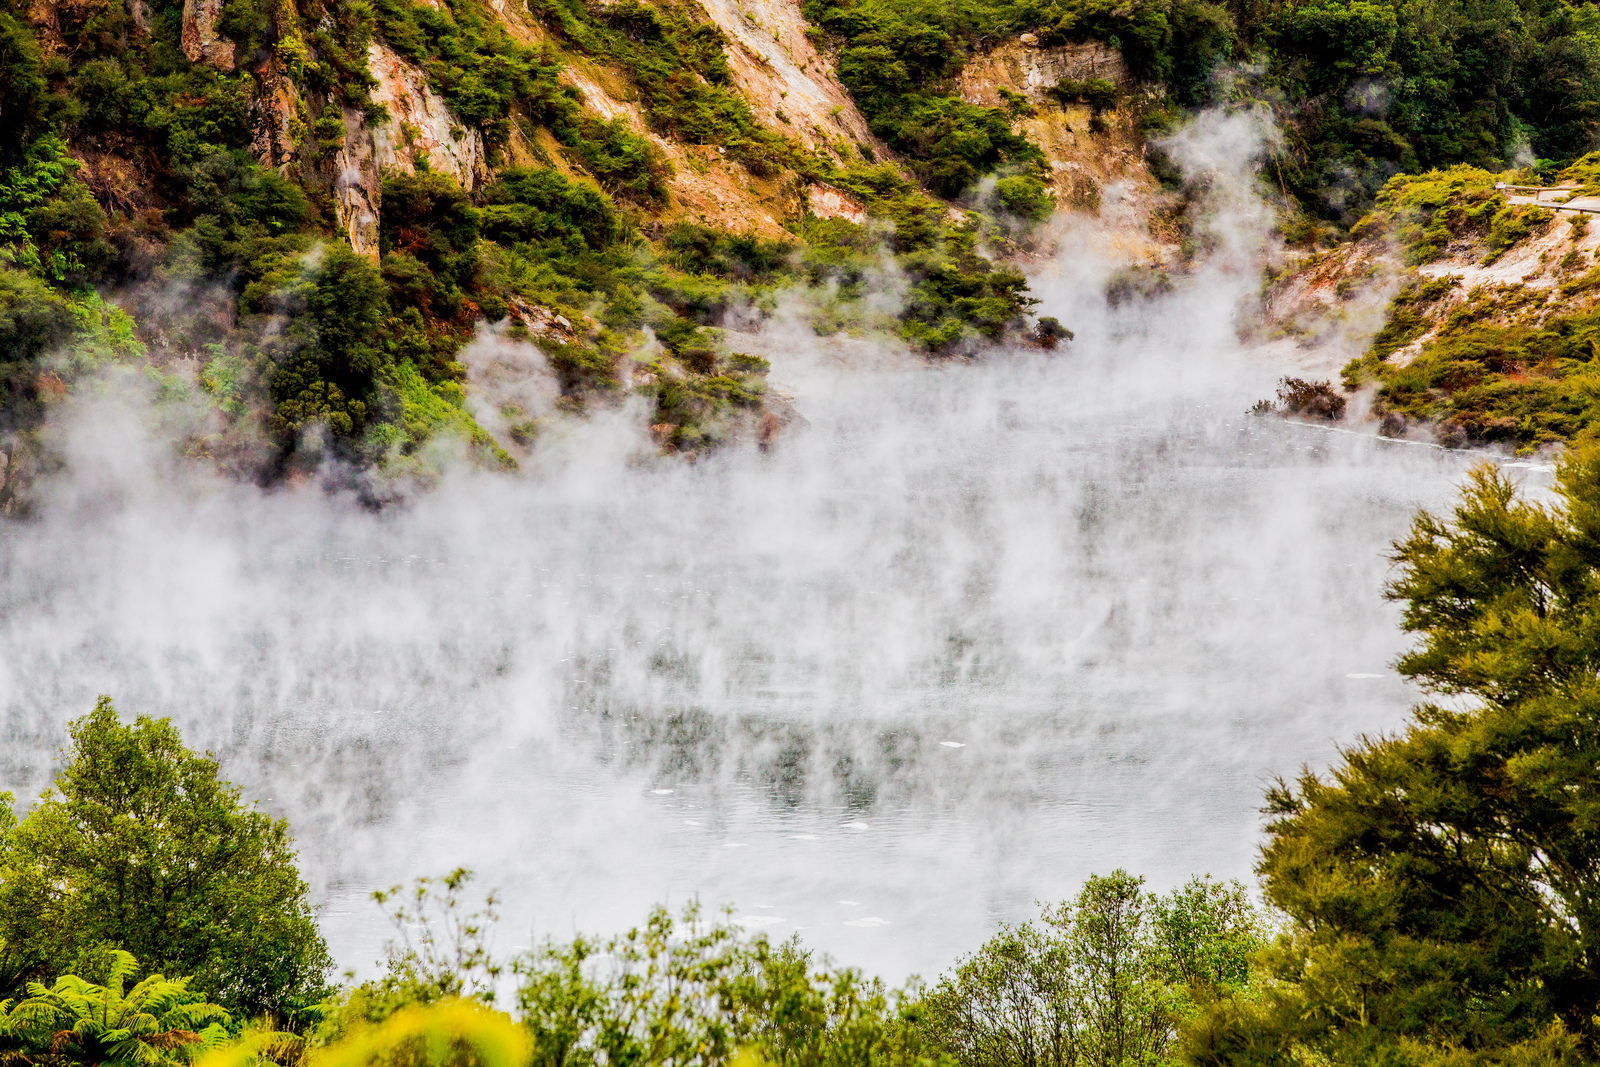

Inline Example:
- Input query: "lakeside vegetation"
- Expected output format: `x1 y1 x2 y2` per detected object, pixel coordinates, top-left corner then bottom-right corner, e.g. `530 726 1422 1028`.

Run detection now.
10 450 1600 1065
1318 158 1600 451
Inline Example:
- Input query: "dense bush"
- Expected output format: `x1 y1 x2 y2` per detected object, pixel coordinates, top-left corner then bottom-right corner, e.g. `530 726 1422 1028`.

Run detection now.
1367 302 1600 448
807 0 1600 222
1253 0 1600 223
481 168 621 253
921 873 1263 1067
804 0 1042 196
262 244 392 442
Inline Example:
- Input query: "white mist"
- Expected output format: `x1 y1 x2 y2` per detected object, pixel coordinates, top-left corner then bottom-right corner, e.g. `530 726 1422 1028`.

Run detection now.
0 112 1536 982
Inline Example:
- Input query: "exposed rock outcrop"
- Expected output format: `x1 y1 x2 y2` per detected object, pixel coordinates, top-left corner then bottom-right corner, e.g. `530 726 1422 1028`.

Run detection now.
333 106 382 259
957 40 1129 107
365 42 489 192
250 59 305 172
694 0 882 159
181 0 235 70
128 0 153 35
328 43 491 258
508 296 584 346
806 182 865 224
957 41 1169 264
560 61 801 238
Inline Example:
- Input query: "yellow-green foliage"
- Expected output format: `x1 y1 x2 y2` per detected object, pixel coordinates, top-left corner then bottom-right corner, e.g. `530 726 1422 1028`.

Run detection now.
1353 166 1520 266
60 291 147 373
1342 267 1600 449
1349 274 1459 377
1562 264 1600 296
2 951 231 1067
1372 298 1600 448
200 1002 526 1067
1482 204 1553 265
372 360 515 471
1555 151 1600 190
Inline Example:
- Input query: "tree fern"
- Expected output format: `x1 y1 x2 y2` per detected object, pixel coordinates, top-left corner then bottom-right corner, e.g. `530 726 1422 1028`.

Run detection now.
0 950 230 1067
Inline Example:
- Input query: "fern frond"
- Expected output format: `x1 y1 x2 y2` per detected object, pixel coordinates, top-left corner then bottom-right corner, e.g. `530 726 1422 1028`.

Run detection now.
106 952 140 998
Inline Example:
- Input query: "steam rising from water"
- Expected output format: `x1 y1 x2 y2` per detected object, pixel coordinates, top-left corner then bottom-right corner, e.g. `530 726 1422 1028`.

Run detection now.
0 113 1536 979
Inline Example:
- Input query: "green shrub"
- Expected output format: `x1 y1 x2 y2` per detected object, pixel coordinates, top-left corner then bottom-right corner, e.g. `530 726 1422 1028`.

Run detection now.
663 223 795 281
479 168 620 252
1363 303 1600 448
1482 205 1553 265
261 243 391 443
920 873 1264 1067
994 174 1053 221
0 17 46 164
560 116 672 206
1048 77 1120 112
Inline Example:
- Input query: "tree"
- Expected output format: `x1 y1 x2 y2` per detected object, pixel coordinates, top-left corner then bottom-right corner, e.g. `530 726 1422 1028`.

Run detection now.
917 909 1077 1067
921 873 1263 1067
1149 878 1262 998
0 14 45 165
266 244 391 443
1184 451 1600 1064
0 697 331 1020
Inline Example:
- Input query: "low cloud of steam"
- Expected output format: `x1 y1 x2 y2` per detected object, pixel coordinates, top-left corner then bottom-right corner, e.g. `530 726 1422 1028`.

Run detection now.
1507 125 1538 170
1344 79 1392 119
1155 106 1284 270
0 112 1536 981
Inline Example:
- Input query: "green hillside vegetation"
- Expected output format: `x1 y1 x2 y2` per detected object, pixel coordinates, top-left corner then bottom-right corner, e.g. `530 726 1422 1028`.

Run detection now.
9 0 1600 474
800 0 1600 227
0 0 1047 492
1251 0 1600 225
1330 159 1600 450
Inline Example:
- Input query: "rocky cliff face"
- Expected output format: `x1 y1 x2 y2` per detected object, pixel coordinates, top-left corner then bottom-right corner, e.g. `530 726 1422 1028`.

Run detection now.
957 40 1127 107
959 39 1174 265
181 0 235 68
331 43 490 258
693 0 878 155
365 41 489 192
250 57 306 173
179 0 884 255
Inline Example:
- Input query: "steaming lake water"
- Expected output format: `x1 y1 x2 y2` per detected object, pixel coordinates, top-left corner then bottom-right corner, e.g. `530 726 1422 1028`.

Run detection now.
0 112 1549 979
0 295 1529 982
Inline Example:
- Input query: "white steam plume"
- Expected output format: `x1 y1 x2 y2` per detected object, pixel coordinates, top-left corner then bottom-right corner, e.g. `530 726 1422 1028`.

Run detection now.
0 112 1538 982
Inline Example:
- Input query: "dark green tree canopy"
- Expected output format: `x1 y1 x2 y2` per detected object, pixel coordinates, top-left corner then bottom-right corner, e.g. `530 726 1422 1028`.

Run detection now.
0 697 331 1020
1189 451 1600 1065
